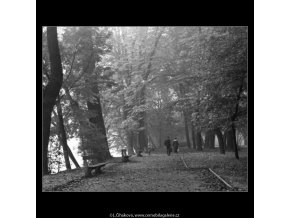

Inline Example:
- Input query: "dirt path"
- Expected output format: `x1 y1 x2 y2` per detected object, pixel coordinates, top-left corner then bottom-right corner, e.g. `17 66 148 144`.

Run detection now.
43 151 247 192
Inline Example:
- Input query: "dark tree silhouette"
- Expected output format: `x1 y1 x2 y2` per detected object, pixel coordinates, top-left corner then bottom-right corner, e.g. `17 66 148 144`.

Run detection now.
43 27 63 175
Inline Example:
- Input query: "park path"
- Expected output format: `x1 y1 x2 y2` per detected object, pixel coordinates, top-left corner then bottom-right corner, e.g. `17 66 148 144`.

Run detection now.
43 149 249 192
50 153 212 192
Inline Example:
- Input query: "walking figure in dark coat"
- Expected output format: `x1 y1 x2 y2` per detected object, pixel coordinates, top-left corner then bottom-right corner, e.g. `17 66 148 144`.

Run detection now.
164 136 172 156
173 137 179 153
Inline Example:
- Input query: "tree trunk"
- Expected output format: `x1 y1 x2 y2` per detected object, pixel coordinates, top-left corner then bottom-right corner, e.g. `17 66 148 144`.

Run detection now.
191 122 196 150
52 105 81 169
137 113 147 154
148 133 157 148
122 92 135 155
178 81 191 149
78 27 112 163
183 111 191 148
87 95 112 163
136 132 142 157
43 27 63 175
215 128 225 154
232 125 239 159
56 129 80 168
126 131 135 155
56 99 71 170
66 144 80 168
86 59 111 162
230 78 245 159
159 120 162 148
63 86 88 167
132 132 138 154
210 132 215 149
204 131 208 149
209 130 215 149
195 131 203 151
223 131 227 148
137 29 164 153
205 130 214 149
225 129 234 151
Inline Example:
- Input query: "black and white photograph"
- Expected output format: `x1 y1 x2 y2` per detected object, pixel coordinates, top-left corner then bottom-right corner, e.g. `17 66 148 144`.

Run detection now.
42 26 248 192
4 0 290 217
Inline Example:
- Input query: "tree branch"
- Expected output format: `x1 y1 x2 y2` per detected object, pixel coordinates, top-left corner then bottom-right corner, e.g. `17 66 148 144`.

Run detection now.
63 49 78 85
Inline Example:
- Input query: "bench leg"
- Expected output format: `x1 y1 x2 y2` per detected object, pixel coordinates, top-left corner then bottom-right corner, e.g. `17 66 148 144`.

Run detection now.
94 167 102 175
85 167 92 177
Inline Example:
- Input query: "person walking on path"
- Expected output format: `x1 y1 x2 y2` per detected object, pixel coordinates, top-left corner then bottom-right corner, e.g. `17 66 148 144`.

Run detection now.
164 136 172 156
172 137 179 153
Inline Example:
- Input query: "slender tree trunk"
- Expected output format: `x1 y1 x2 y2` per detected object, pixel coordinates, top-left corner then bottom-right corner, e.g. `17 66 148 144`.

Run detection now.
137 103 148 153
210 131 215 149
43 27 63 175
64 86 90 166
132 132 138 154
204 131 208 149
159 129 162 148
205 130 214 149
183 111 191 148
56 129 80 168
66 144 80 168
148 133 157 148
126 131 135 155
225 129 234 151
230 79 245 159
179 81 191 149
232 124 239 159
215 128 225 154
136 132 142 157
159 118 162 147
137 29 164 153
193 88 202 151
53 104 81 168
63 86 88 166
122 92 135 155
223 131 227 149
191 122 196 150
202 134 205 148
195 131 203 151
56 99 71 170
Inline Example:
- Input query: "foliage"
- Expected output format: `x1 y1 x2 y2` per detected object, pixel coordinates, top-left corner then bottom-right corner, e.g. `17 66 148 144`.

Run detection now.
43 26 248 171
48 136 64 174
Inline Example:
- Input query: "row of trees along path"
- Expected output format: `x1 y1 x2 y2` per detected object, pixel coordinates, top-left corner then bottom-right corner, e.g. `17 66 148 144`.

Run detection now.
42 27 247 175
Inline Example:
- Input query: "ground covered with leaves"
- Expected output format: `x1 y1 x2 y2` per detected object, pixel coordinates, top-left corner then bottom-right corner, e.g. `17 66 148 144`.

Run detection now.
42 148 247 192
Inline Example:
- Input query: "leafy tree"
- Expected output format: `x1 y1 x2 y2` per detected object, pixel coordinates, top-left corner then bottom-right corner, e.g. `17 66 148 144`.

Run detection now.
59 27 113 164
48 136 64 174
164 26 247 158
43 26 248 172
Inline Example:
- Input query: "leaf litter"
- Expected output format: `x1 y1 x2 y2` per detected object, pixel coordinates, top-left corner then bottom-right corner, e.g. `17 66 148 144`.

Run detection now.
42 148 248 192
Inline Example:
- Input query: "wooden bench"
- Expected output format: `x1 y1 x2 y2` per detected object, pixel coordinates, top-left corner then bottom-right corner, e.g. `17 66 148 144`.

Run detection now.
83 155 109 177
121 149 131 162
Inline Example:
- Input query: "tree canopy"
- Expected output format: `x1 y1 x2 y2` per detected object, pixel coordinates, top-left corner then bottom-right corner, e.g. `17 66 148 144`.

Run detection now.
42 26 248 174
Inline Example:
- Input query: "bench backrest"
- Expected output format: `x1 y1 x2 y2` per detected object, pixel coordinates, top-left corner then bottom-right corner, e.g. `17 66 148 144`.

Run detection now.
83 155 101 161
